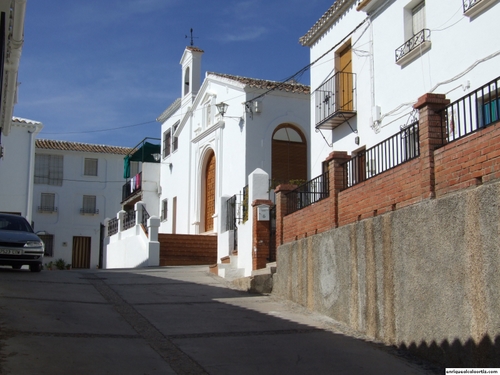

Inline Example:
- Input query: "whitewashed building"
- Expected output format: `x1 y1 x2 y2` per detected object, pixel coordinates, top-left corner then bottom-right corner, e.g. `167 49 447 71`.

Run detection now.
302 0 500 177
0 118 42 220
33 140 132 269
106 46 310 275
0 0 31 218
157 46 310 276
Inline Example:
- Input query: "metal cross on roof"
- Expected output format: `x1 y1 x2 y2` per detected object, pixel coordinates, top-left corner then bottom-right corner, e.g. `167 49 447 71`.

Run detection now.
185 28 199 46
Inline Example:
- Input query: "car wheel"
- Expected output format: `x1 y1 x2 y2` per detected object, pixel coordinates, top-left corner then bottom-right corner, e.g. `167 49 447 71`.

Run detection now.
29 264 42 273
11 265 22 270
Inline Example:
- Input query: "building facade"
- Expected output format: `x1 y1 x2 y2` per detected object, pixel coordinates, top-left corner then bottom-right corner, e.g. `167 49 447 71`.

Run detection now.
302 0 500 178
33 140 132 269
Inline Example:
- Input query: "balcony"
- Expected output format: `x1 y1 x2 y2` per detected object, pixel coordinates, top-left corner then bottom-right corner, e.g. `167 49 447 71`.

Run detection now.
122 172 142 202
80 208 99 215
314 71 356 130
37 206 58 213
395 29 431 66
464 0 496 16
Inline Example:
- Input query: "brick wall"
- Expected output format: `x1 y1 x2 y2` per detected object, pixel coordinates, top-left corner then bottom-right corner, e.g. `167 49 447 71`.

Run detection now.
338 158 421 226
158 233 217 266
435 123 500 196
277 92 500 246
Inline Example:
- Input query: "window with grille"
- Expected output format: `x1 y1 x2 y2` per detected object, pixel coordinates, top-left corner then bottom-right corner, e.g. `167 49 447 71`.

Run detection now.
38 234 54 257
81 195 98 214
39 193 56 212
163 129 171 158
84 158 98 176
161 199 168 221
34 154 63 186
173 122 179 152
412 1 425 34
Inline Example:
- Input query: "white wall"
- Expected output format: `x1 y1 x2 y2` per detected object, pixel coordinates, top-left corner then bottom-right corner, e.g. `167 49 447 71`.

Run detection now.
0 120 42 220
32 147 126 268
307 0 500 177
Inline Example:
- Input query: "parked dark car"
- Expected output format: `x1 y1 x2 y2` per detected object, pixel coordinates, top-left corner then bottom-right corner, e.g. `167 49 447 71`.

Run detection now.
0 213 44 272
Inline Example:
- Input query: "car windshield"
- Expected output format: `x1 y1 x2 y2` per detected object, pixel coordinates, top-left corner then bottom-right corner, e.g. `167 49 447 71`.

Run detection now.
0 216 34 233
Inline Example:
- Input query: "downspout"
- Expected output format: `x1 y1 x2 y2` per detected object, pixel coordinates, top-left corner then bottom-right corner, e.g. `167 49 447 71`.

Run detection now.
1 0 26 136
25 127 35 222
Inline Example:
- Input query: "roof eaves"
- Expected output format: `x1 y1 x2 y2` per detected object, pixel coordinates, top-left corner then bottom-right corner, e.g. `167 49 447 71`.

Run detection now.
299 0 359 47
156 98 181 123
35 139 133 155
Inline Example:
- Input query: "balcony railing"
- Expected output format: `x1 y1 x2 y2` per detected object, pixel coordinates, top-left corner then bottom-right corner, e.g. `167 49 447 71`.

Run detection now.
37 206 58 213
314 71 356 130
108 217 118 236
441 76 500 144
141 206 150 228
463 0 494 15
342 121 420 189
122 172 142 202
225 195 237 232
286 172 329 215
80 208 99 215
123 211 136 230
395 29 431 64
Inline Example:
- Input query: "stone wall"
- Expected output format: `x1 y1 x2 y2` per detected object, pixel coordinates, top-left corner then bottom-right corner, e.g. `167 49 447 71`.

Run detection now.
273 180 500 367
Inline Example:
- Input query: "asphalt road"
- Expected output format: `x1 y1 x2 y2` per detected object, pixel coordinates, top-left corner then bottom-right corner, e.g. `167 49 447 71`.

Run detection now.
0 265 439 375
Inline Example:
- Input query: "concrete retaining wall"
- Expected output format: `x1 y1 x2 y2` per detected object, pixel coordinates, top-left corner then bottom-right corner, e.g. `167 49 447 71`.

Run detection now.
273 180 500 367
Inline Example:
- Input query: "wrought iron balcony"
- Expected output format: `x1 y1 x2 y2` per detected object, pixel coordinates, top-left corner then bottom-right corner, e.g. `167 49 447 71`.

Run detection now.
80 208 99 215
314 71 356 130
395 29 431 66
463 0 495 16
37 206 58 213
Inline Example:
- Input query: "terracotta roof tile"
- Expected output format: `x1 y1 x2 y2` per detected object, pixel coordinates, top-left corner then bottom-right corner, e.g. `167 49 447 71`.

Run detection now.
186 46 204 53
35 139 133 155
208 72 310 94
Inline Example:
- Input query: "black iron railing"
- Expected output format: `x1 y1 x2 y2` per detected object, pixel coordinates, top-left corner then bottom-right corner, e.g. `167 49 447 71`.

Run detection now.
225 195 237 232
395 29 431 63
242 185 249 223
108 217 118 236
123 211 136 230
314 71 356 129
463 0 482 13
122 172 142 202
342 122 420 189
441 76 500 144
286 172 329 215
37 206 58 213
141 207 150 228
80 208 99 215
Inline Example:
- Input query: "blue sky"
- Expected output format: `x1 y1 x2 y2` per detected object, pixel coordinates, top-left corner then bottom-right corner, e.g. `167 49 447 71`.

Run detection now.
14 0 330 147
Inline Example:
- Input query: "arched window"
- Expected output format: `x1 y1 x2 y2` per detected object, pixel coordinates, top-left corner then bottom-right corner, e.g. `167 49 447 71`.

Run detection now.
184 67 190 96
271 124 307 186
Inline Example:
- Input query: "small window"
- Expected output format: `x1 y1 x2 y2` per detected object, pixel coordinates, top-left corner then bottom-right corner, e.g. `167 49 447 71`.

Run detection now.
81 195 98 215
34 154 63 186
84 158 98 176
161 199 168 221
38 234 54 257
412 1 425 35
172 122 179 152
39 193 56 213
163 129 172 158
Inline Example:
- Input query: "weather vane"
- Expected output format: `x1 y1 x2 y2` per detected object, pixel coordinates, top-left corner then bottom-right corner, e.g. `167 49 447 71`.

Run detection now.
185 28 199 46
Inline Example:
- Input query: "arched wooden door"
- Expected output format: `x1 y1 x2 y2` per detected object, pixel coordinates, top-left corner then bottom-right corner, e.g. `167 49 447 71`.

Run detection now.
271 124 307 186
204 152 216 232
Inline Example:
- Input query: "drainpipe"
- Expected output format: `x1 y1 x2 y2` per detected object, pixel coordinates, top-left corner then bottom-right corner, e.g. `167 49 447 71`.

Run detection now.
25 128 34 222
1 0 26 136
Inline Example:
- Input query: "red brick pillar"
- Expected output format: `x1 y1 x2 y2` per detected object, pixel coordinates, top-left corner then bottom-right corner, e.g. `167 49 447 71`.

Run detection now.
274 184 297 247
413 93 449 199
252 199 274 270
324 151 351 227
